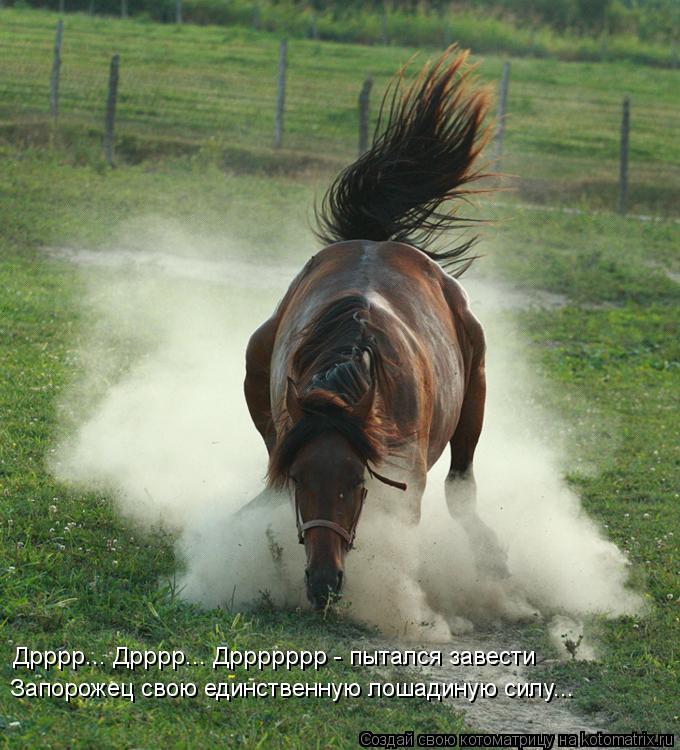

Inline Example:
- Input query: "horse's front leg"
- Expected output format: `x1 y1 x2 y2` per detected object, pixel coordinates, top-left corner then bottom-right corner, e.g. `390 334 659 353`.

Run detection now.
372 444 426 527
396 445 428 526
404 471 427 526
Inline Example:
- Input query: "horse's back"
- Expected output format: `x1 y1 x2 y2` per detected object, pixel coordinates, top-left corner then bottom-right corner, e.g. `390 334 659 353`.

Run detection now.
265 240 480 463
279 240 472 338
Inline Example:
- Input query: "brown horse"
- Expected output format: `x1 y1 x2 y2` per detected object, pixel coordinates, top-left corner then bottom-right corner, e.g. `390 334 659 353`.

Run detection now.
244 49 501 609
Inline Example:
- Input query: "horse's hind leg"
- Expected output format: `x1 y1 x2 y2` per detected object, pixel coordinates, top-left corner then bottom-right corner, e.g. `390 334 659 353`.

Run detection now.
445 358 509 579
446 350 485 516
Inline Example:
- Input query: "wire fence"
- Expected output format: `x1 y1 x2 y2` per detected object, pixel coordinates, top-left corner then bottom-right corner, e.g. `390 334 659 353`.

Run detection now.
1 12 678 216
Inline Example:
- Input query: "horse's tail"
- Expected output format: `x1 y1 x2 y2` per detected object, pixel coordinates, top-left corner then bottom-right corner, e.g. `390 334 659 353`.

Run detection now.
314 48 491 276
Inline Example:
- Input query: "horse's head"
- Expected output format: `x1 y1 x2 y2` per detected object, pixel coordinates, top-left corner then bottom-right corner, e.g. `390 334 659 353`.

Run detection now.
287 430 367 609
287 377 376 609
268 374 380 609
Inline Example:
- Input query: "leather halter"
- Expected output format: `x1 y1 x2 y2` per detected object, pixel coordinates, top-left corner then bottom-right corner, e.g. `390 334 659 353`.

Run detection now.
295 486 367 549
294 468 407 549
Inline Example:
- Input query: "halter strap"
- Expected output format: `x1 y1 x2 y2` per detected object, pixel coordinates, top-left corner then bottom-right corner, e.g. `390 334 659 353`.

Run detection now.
293 466 407 547
294 462 408 547
296 487 367 549
366 465 408 491
300 519 353 546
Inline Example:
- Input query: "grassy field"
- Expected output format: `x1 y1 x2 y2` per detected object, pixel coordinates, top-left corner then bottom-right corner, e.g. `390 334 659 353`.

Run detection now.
1 145 678 746
10 0 677 67
0 155 475 746
1 9 679 748
1 8 679 216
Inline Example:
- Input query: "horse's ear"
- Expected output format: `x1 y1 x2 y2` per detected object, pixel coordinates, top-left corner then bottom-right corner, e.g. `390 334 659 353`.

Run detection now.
350 378 375 423
286 377 303 423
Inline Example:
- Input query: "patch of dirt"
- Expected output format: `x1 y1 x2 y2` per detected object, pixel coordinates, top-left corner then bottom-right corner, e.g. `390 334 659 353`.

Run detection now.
51 243 613 735
359 629 606 734
45 246 299 292
47 247 571 313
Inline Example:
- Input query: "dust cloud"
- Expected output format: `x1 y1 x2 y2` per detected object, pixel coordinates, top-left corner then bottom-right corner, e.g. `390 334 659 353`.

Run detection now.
50 221 643 652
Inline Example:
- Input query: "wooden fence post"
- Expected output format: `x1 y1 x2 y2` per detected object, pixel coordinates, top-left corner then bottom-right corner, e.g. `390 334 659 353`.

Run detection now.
310 13 319 40
494 61 510 170
103 54 120 166
50 19 64 122
58 0 64 13
274 39 287 149
121 0 127 18
618 96 630 215
175 0 182 24
358 76 373 156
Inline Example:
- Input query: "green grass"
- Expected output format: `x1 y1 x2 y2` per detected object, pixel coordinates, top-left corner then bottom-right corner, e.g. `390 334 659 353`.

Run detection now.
0 153 474 746
481 206 679 733
1 8 679 216
518 303 678 730
0 144 678 745
1 11 679 743
487 206 680 305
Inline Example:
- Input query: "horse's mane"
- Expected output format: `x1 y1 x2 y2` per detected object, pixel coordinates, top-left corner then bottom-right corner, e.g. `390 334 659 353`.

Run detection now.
267 295 396 489
292 294 390 395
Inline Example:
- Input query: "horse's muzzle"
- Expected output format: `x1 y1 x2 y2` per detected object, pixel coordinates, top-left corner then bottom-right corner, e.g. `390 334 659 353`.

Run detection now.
305 567 344 609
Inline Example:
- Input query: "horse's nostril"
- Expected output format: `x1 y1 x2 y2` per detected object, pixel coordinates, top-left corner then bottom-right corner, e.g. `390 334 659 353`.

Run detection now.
305 569 310 582
336 571 344 590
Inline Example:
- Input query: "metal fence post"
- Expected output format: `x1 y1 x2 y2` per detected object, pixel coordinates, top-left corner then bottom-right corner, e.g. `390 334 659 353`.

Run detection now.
274 40 287 149
50 19 64 122
618 96 630 215
494 61 510 170
358 76 373 156
103 54 120 166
